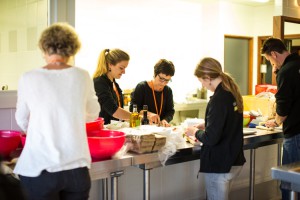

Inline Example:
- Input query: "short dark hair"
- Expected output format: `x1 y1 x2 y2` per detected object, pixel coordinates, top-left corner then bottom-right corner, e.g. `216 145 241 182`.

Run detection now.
261 37 287 55
154 59 175 77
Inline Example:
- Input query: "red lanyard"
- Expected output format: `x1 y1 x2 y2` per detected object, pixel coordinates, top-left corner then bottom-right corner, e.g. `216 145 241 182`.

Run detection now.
113 82 121 107
150 81 163 116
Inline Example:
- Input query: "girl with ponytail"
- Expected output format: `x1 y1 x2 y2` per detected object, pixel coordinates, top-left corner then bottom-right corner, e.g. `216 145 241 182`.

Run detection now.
186 57 245 200
93 48 132 124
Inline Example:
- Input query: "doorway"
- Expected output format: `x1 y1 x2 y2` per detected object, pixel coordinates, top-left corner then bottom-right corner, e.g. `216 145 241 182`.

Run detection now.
257 34 300 85
224 35 253 95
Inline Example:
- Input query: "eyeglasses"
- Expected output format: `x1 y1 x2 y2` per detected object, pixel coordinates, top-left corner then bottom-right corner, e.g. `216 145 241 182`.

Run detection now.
157 74 172 83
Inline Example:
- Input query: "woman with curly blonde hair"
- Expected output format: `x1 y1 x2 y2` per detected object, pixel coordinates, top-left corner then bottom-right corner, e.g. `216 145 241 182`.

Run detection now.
15 23 100 200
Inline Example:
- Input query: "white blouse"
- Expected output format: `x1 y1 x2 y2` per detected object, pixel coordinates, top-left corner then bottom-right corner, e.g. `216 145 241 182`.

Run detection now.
14 67 100 177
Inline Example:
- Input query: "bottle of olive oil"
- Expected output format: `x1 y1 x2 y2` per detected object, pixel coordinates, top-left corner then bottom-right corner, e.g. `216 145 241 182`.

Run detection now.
130 104 140 127
141 105 149 125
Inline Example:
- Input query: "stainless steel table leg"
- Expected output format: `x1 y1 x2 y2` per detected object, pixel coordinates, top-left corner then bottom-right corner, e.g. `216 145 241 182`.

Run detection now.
110 170 124 200
143 169 150 200
102 178 108 200
111 176 118 200
249 149 255 200
290 191 297 200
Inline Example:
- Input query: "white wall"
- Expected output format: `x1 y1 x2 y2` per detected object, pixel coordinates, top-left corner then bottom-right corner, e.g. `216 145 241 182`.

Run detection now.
1 0 300 94
0 0 47 90
75 0 300 100
75 0 207 102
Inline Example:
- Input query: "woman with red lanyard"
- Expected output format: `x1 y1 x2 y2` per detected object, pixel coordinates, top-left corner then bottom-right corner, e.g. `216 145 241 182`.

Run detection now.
93 48 131 124
130 59 175 127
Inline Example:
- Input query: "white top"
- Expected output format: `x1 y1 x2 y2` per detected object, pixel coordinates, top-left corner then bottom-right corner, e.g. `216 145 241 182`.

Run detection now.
14 67 100 177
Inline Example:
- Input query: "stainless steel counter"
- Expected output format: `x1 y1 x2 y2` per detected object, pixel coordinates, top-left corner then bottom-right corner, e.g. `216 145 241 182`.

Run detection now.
243 128 283 200
126 128 283 169
90 155 133 181
130 143 201 169
0 90 17 108
243 128 283 150
129 143 202 200
90 128 284 200
272 161 300 198
90 155 133 200
272 161 300 185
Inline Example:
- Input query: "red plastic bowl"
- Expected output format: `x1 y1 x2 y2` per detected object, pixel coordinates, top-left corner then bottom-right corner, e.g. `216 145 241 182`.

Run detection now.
86 118 104 136
21 134 26 147
87 129 125 161
0 130 21 158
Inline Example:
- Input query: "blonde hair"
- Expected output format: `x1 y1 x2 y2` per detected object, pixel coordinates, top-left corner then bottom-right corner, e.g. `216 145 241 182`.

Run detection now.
194 57 243 113
93 48 130 78
38 22 81 57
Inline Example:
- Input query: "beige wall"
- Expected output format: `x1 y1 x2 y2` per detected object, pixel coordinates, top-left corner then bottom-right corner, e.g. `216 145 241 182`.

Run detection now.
0 0 48 90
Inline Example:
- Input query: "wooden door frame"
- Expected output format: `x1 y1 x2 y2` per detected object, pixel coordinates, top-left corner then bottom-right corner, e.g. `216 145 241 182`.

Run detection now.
257 34 300 85
273 16 300 40
224 35 253 95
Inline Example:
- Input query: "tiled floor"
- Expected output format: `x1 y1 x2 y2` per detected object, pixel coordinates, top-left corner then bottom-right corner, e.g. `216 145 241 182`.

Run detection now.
230 180 282 200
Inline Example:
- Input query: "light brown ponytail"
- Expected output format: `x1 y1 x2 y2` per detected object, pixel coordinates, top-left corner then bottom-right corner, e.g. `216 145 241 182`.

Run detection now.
194 57 243 113
93 48 130 78
220 72 243 113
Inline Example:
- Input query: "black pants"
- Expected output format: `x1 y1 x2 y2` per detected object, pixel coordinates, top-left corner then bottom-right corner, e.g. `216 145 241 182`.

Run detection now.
0 174 26 200
19 167 91 200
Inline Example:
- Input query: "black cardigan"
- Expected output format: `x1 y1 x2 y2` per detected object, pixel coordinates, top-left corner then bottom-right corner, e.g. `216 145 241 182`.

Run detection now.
195 84 246 173
93 74 124 124
129 81 175 123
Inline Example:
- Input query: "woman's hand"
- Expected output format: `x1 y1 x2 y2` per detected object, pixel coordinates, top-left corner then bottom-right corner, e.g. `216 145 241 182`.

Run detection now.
160 119 170 127
148 112 160 125
196 122 205 130
185 126 198 137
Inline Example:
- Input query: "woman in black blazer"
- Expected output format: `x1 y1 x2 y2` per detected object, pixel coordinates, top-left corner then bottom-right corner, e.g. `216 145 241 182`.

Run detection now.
185 57 246 200
93 48 131 124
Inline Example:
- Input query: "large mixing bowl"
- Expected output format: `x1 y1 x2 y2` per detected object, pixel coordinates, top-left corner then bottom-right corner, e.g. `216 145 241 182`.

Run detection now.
87 129 125 161
20 134 26 147
86 118 104 136
0 130 21 158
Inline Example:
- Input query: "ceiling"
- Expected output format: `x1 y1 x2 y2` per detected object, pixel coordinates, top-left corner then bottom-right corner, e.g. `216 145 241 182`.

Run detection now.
228 0 275 6
190 0 275 7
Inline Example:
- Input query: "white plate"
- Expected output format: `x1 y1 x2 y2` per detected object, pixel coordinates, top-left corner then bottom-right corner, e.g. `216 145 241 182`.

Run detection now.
243 128 257 135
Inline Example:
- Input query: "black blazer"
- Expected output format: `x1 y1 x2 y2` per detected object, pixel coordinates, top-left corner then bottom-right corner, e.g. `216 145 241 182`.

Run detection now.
94 74 124 124
195 83 246 173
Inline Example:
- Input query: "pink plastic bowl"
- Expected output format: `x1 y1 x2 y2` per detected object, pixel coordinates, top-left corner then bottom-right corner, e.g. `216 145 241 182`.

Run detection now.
86 118 104 136
87 129 125 161
0 130 21 158
21 134 26 147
